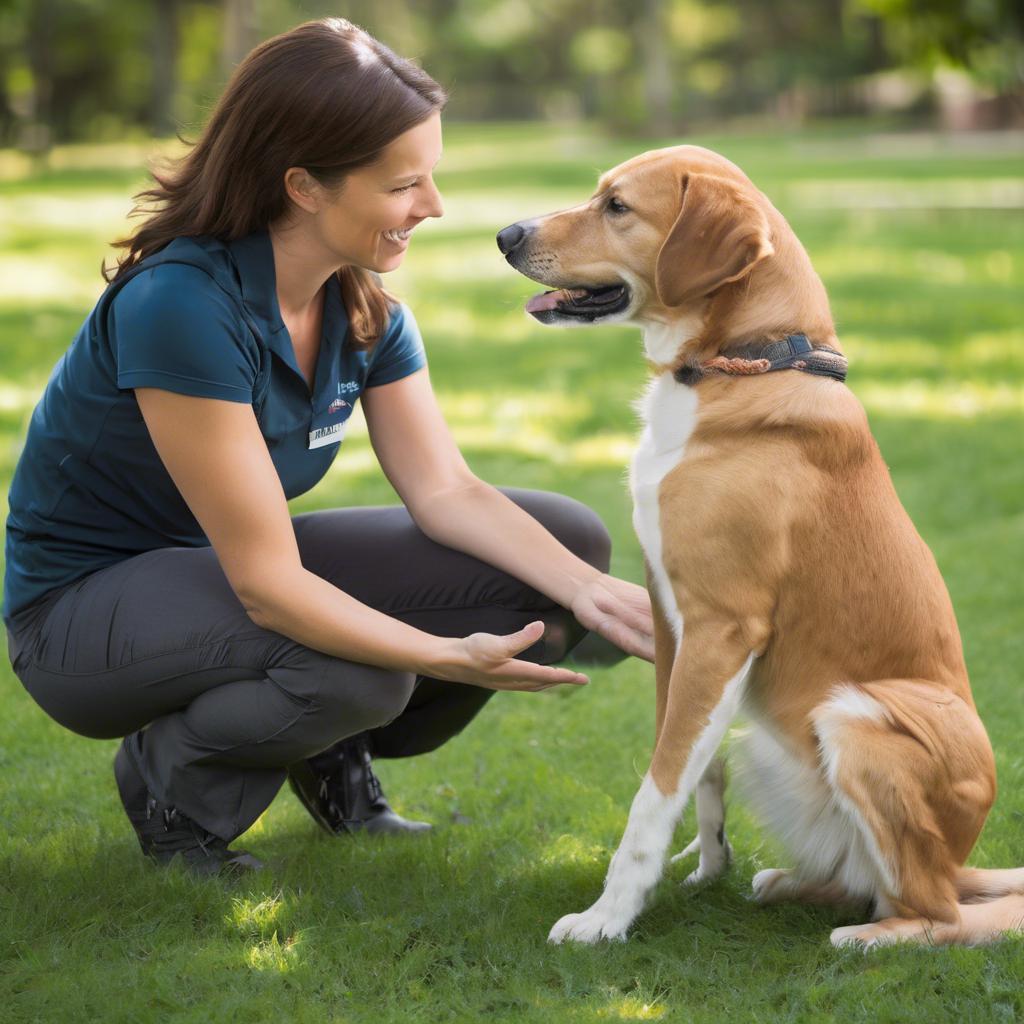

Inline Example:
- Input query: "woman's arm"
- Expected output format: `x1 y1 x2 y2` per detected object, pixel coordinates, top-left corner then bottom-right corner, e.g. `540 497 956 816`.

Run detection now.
133 387 588 691
361 369 654 661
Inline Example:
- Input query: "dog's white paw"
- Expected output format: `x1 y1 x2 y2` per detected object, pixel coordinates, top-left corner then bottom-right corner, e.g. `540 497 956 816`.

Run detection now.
751 867 788 903
672 834 733 886
548 906 631 945
831 920 912 950
830 923 883 950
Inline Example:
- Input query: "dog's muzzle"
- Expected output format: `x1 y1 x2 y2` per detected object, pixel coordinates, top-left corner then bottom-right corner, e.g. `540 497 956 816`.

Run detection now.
497 219 632 324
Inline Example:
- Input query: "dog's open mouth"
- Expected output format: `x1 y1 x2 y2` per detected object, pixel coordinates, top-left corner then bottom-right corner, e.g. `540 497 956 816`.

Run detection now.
524 283 631 322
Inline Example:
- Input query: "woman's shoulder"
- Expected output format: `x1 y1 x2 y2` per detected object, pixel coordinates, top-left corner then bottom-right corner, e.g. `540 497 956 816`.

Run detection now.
118 235 234 283
362 299 426 387
380 296 419 336
106 238 261 392
108 238 242 326
104 250 256 371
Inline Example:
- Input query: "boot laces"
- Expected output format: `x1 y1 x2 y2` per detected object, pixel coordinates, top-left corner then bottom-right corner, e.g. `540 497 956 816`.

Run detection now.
366 766 383 804
353 735 384 804
141 795 219 857
306 738 380 833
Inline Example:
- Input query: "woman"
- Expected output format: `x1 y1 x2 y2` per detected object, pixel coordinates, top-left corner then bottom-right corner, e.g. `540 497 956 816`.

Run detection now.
3 18 653 876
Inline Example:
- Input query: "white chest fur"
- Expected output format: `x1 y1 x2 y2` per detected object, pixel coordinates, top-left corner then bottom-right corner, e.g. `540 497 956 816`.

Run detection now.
628 373 699 647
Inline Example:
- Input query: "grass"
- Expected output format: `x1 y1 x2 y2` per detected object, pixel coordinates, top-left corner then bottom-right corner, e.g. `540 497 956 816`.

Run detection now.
1 120 1023 1023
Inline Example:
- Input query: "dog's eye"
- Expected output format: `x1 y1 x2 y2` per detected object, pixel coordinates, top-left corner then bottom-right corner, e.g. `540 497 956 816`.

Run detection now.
606 197 630 215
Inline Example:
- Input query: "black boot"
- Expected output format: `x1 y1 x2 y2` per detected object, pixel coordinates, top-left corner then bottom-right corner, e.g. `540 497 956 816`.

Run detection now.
114 730 264 876
287 732 432 836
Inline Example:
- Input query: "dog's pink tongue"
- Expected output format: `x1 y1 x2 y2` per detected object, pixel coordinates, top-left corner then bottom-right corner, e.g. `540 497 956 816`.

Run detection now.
525 290 563 313
526 288 585 313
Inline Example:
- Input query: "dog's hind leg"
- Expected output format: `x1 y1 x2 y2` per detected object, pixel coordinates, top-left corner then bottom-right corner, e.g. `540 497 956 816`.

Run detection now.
811 681 1007 949
671 756 733 885
751 868 854 907
832 895 1024 948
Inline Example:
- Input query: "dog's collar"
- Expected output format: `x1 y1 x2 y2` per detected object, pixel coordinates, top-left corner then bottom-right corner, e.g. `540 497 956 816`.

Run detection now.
673 334 848 387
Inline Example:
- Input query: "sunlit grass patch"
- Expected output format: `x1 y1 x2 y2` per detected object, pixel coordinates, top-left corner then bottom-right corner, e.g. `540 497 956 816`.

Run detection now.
542 833 612 869
856 380 1023 419
227 892 286 939
243 931 303 972
788 177 1024 210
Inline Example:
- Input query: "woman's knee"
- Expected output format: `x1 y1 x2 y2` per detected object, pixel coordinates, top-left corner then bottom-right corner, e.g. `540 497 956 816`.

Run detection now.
537 606 587 664
304 656 418 733
498 488 612 572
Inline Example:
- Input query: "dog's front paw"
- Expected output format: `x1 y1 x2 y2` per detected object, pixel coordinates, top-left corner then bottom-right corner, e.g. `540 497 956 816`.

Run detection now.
671 833 733 886
548 906 631 945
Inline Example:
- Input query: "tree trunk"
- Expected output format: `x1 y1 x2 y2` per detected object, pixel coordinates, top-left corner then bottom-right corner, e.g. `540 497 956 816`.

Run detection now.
151 0 179 136
640 0 674 136
222 0 261 77
25 0 55 159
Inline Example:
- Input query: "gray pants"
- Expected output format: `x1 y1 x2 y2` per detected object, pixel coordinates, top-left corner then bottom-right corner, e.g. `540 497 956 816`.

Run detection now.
6 488 614 842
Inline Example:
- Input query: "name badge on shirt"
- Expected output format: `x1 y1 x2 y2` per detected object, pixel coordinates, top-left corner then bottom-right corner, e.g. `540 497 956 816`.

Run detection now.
308 419 347 449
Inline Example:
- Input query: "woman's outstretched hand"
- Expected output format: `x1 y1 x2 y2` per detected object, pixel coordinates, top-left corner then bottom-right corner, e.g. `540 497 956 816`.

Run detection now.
427 620 590 691
570 573 655 663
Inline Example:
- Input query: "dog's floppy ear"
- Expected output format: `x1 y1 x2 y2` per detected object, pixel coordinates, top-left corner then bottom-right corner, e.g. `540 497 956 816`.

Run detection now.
655 172 774 308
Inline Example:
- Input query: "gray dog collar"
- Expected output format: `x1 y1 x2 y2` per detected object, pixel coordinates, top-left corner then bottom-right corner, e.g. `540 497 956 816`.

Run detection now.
674 334 848 386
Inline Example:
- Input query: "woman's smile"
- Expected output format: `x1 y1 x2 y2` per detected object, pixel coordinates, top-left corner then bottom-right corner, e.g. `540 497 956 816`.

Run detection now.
382 225 416 248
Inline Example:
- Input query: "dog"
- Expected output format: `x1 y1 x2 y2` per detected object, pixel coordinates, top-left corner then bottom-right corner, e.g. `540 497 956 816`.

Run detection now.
496 144 1024 948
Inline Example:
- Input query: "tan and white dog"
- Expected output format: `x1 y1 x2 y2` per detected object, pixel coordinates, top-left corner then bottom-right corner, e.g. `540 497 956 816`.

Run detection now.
497 145 1024 949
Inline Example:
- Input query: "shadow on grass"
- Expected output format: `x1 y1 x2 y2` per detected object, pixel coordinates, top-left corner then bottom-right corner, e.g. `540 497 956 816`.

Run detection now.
6 803 1023 1022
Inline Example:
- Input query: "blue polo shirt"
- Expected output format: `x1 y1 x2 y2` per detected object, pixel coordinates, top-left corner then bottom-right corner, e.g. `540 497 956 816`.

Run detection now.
3 228 426 630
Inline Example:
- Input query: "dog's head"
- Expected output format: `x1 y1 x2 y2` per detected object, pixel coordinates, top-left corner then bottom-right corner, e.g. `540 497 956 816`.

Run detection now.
497 145 832 362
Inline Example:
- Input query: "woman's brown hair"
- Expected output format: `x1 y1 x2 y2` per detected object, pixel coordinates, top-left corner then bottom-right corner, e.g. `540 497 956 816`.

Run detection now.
104 17 447 347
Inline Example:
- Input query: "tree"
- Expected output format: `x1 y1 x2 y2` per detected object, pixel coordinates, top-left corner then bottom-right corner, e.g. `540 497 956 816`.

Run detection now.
152 0 180 137
222 0 260 76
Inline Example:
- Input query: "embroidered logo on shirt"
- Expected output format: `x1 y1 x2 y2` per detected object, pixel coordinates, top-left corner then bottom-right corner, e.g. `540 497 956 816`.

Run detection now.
327 381 359 415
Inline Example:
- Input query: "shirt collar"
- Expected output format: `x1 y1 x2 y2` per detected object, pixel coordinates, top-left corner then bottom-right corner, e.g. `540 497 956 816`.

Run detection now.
227 227 350 401
227 228 283 331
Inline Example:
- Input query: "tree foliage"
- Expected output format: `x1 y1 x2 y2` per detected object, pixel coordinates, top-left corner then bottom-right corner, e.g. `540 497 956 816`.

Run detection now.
0 0 1020 148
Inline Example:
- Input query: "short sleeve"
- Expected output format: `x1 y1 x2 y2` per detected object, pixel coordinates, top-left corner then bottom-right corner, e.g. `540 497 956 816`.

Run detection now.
110 264 259 403
363 302 427 388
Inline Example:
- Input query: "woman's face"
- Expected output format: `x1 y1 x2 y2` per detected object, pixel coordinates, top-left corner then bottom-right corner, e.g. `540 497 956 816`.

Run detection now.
316 110 445 273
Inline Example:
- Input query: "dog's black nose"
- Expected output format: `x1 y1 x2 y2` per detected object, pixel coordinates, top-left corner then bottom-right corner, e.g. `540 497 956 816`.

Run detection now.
496 223 526 255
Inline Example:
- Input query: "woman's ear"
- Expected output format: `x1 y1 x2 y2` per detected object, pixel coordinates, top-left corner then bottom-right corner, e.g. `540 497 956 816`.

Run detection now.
655 172 774 309
283 167 323 215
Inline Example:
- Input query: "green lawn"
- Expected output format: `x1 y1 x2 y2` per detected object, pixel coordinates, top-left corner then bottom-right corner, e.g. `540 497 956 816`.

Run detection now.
2 122 1022 1023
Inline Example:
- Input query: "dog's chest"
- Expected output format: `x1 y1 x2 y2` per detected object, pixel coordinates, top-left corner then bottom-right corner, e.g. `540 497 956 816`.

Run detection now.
628 375 699 646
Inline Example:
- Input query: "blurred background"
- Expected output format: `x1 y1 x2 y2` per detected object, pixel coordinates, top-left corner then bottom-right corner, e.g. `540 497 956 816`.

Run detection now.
1 0 1023 149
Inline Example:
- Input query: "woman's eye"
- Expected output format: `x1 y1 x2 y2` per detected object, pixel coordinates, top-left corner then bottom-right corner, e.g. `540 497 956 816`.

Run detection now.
392 182 416 194
606 197 629 215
